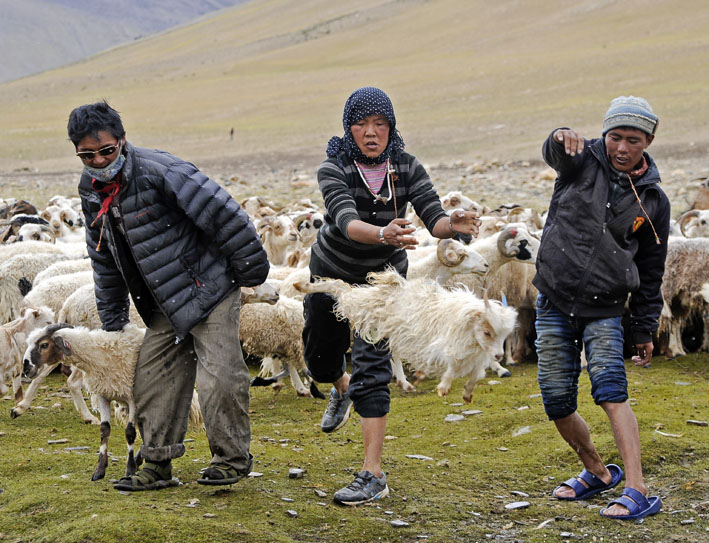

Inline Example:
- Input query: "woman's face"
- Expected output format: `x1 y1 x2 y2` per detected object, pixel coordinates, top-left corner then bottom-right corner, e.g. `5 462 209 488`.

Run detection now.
350 114 390 159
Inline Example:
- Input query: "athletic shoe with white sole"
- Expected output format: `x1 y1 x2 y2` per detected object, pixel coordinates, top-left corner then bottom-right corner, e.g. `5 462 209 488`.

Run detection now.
333 470 389 506
320 387 352 433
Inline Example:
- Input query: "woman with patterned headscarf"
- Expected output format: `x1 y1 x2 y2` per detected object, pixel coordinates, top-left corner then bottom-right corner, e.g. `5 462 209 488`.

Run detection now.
303 87 481 506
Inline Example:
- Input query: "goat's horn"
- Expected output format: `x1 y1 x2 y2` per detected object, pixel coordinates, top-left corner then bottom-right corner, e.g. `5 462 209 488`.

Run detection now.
436 238 465 268
678 210 700 237
506 207 525 219
497 227 519 257
292 212 312 229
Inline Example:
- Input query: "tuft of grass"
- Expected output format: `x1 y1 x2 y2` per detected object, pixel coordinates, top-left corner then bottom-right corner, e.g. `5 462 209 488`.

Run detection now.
1 355 707 542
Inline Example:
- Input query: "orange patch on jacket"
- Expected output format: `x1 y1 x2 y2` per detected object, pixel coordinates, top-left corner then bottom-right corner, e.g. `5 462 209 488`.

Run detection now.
632 216 645 232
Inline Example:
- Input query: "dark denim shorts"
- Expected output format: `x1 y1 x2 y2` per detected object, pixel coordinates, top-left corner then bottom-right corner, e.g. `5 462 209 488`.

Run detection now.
534 293 628 420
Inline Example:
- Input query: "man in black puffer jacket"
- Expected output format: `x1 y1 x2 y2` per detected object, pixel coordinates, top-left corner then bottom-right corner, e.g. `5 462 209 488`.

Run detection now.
533 96 669 520
68 101 269 491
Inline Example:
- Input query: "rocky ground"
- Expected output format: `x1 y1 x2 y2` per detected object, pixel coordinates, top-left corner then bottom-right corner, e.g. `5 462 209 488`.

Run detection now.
1 154 706 217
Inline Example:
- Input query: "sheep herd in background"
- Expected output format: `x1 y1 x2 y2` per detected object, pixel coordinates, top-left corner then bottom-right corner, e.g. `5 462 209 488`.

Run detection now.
1 177 708 480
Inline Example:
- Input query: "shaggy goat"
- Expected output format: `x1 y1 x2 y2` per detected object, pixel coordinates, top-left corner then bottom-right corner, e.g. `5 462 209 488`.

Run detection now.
294 269 517 402
656 237 709 357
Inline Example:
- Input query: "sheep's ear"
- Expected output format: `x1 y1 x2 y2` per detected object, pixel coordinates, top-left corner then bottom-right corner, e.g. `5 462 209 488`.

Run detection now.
53 335 72 356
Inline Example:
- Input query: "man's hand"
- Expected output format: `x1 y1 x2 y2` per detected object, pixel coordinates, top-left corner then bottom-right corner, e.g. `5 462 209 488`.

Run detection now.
632 342 654 367
553 129 585 157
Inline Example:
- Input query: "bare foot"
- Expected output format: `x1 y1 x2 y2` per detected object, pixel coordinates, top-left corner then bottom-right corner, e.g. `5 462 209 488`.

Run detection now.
553 467 612 499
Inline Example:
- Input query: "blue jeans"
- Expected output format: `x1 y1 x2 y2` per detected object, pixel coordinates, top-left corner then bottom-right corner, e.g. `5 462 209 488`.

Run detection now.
535 293 628 421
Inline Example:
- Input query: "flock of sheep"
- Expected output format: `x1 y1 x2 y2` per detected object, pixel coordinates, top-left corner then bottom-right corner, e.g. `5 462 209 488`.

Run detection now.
1 178 708 481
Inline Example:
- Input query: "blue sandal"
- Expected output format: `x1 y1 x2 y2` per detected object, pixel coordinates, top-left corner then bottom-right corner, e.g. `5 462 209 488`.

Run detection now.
600 487 662 520
554 464 623 500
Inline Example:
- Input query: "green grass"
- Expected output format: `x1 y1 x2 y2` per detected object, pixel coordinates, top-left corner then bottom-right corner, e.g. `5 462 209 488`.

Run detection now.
1 355 708 542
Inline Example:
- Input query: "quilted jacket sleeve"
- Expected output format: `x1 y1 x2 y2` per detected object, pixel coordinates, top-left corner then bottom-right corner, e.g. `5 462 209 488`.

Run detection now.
161 161 270 286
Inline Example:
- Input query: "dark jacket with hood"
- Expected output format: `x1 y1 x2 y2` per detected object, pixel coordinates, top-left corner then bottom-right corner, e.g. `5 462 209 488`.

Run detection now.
78 142 269 340
533 129 670 344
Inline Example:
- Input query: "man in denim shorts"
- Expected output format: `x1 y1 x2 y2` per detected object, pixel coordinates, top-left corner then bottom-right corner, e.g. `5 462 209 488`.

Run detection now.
533 96 670 520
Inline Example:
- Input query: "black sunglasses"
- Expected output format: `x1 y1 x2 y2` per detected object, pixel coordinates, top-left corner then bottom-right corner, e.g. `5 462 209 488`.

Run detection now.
76 143 120 160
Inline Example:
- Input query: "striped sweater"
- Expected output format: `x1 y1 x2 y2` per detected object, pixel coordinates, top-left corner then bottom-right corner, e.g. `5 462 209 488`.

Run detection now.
310 151 448 283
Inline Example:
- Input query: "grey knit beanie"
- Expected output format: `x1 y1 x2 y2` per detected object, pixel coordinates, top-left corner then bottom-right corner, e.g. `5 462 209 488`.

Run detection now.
602 96 658 136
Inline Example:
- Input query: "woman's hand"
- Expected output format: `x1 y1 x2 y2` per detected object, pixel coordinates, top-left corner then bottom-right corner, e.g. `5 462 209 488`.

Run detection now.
449 210 481 237
382 218 418 249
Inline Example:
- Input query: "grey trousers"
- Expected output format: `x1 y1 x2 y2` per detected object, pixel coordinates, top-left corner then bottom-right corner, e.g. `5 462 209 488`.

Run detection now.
133 289 252 472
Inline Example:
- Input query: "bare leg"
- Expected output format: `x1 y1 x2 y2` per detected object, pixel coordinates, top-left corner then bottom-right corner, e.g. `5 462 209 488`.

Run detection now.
333 372 350 396
552 412 613 498
361 415 386 478
599 401 646 516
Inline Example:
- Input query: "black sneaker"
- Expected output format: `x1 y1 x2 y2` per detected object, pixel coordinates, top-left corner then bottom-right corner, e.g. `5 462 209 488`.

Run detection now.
333 470 389 506
320 387 352 433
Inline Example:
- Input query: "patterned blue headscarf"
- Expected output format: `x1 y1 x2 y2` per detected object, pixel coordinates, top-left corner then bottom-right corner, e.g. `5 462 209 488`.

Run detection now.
326 87 405 165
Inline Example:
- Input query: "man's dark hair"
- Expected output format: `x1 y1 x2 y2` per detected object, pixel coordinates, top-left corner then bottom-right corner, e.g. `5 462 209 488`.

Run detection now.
67 100 125 146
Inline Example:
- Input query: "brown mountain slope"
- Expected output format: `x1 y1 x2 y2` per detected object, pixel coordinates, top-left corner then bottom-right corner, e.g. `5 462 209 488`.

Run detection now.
0 0 707 174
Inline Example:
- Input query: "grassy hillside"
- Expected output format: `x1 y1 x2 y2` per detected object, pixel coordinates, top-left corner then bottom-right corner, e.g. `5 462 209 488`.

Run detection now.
0 0 707 174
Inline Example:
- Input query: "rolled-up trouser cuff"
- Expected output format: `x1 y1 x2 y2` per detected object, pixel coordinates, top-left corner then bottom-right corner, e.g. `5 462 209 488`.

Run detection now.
352 389 390 418
140 442 186 463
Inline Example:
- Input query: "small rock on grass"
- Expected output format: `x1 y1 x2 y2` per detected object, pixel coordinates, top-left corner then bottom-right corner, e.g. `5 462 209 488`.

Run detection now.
286 510 298 518
289 468 306 479
687 420 708 426
406 454 433 461
504 501 530 510
47 438 69 444
511 491 530 498
314 489 327 498
203 513 216 519
390 519 409 528
444 414 465 422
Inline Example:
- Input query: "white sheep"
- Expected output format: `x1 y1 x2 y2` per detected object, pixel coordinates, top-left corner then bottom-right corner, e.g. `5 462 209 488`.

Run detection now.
0 306 55 406
21 270 94 316
240 295 319 398
23 323 144 480
407 238 489 284
33 258 93 287
40 204 83 239
0 240 67 261
257 214 301 266
294 269 517 403
0 252 74 324
440 191 488 216
291 211 324 248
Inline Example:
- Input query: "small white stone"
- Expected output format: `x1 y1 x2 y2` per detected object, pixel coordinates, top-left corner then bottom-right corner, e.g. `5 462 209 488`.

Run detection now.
504 501 530 510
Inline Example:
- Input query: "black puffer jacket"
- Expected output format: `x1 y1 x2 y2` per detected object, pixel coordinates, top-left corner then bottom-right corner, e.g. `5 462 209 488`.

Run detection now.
533 130 670 343
78 142 269 340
